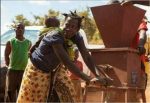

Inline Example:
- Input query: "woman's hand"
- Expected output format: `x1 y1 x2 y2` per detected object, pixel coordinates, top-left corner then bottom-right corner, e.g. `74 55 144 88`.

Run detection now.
121 1 133 6
90 76 113 86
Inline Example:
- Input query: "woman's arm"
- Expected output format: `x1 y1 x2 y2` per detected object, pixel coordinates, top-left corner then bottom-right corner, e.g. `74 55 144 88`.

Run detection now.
52 43 91 82
76 39 99 77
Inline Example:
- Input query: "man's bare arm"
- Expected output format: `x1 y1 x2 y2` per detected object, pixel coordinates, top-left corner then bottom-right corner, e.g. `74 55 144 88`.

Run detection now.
138 29 147 55
5 41 11 66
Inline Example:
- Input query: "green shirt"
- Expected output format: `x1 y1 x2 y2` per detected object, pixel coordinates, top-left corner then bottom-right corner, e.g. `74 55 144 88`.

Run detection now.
9 38 31 70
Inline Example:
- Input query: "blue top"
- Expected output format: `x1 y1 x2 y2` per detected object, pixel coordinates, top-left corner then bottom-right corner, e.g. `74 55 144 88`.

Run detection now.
31 30 83 73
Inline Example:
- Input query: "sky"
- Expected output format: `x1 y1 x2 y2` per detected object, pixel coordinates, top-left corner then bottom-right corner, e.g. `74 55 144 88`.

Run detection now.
1 0 150 36
1 0 107 34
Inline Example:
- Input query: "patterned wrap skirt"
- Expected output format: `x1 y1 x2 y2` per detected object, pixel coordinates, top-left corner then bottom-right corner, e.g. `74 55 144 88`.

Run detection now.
71 79 83 102
17 61 76 103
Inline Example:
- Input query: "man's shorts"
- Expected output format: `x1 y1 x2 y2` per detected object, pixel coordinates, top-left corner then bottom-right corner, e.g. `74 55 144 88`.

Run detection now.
6 69 24 91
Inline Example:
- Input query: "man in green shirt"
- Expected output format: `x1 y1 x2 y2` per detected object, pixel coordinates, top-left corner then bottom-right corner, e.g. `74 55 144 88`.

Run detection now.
4 23 31 102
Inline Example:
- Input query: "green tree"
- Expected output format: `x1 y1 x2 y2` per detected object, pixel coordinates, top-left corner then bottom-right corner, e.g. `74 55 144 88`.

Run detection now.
79 8 101 44
32 15 41 25
12 14 31 26
11 9 102 44
32 9 60 26
47 9 59 17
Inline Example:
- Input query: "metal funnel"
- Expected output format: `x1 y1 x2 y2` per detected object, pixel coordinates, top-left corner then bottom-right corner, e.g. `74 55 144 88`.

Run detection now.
91 4 145 48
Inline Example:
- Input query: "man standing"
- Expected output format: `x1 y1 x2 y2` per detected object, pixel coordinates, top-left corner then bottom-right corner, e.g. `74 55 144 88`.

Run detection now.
4 23 31 102
132 16 148 103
